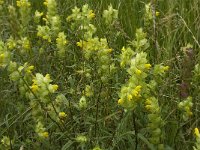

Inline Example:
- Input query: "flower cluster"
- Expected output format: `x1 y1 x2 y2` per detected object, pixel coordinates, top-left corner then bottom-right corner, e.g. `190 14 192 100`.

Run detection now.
43 0 61 36
194 128 200 150
37 25 52 42
34 10 43 23
0 41 10 68
37 0 61 42
35 121 49 139
129 28 150 52
120 46 135 67
144 3 159 27
56 32 68 57
29 73 58 101
16 0 31 34
178 96 193 121
118 51 151 109
67 4 96 39
6 36 17 50
77 37 115 82
145 97 164 149
102 4 118 25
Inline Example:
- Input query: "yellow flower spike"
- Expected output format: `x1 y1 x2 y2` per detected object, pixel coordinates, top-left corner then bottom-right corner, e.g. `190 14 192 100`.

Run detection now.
135 69 142 75
144 64 151 69
127 94 132 101
31 84 39 92
59 112 67 118
194 128 200 137
118 99 123 105
41 132 49 138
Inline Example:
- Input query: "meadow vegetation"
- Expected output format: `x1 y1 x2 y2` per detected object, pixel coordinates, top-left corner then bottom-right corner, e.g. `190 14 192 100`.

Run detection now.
0 0 200 149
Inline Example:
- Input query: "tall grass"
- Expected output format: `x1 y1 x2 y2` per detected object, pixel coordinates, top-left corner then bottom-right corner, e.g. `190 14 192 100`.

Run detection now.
0 0 200 149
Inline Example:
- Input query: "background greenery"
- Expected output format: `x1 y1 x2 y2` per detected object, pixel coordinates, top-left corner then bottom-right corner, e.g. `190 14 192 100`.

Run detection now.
0 0 200 149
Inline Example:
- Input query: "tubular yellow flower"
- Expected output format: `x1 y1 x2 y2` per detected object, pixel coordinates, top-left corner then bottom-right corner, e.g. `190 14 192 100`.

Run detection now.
52 84 58 91
44 74 51 81
156 11 160 17
41 132 49 138
121 46 126 51
135 69 142 75
88 11 95 19
132 90 139 97
0 53 5 60
127 94 132 101
118 99 123 105
163 66 169 71
26 65 34 73
145 64 151 69
31 84 39 92
135 85 142 91
59 112 67 118
194 128 200 137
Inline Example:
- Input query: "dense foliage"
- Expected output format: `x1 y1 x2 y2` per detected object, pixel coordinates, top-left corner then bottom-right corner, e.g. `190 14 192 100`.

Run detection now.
0 0 200 149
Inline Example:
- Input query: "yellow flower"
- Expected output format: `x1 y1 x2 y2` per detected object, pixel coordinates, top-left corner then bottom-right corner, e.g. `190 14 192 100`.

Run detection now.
31 84 39 92
26 65 34 73
118 99 123 105
135 85 142 92
135 69 142 75
59 112 67 118
156 11 160 17
194 128 200 137
144 64 151 69
121 46 126 51
0 53 5 60
88 10 95 19
77 40 85 48
120 62 125 67
41 132 49 138
127 94 132 101
52 84 58 91
163 66 169 71
16 0 31 7
132 90 138 97
44 74 51 82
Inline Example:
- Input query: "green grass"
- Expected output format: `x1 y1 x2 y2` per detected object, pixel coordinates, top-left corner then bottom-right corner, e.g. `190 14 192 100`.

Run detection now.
0 0 200 149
